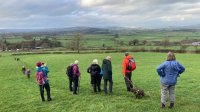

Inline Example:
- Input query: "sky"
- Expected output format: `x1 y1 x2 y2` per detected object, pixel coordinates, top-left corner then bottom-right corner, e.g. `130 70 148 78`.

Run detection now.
0 0 200 29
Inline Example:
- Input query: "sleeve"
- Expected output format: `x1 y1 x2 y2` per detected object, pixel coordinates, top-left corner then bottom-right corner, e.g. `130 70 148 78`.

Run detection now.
122 59 126 75
177 62 185 74
87 66 91 73
108 62 112 75
156 62 165 77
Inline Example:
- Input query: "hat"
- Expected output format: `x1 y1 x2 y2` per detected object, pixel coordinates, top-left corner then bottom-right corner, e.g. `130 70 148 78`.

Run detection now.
92 59 98 64
125 52 129 56
74 60 79 64
36 62 42 67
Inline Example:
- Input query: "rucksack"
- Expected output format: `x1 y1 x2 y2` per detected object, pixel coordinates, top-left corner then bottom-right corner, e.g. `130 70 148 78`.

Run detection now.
36 71 46 85
66 65 73 77
126 58 136 71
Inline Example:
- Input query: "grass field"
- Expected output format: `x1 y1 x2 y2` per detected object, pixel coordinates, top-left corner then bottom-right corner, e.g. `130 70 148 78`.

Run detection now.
0 52 200 112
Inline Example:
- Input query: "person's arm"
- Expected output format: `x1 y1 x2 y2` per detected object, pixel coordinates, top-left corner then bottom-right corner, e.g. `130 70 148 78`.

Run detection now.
122 59 126 77
177 62 185 74
87 66 91 73
156 62 165 77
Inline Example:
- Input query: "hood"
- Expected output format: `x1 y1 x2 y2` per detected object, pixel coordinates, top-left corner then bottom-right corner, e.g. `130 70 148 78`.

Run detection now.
168 60 180 71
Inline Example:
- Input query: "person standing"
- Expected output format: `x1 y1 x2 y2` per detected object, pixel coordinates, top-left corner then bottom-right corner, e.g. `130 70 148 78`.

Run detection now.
102 56 113 94
157 52 185 109
66 63 74 92
25 69 31 79
87 59 101 93
72 60 81 95
36 62 52 102
122 52 136 92
22 66 26 74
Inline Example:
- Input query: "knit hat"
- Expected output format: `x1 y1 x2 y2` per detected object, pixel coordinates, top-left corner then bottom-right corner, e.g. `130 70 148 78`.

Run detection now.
36 62 42 67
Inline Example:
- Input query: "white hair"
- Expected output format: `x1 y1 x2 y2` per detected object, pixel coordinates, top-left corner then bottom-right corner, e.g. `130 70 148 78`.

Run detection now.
92 59 98 64
106 56 111 60
74 60 79 64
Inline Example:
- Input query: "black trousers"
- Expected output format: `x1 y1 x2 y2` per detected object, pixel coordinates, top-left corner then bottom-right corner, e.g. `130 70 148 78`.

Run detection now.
97 75 102 92
73 76 79 94
39 83 51 101
92 75 101 92
90 74 94 85
104 78 113 94
68 76 73 91
124 72 133 91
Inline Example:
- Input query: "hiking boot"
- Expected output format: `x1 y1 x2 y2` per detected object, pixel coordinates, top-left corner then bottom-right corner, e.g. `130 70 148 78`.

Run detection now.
73 92 77 95
42 99 45 102
169 103 174 109
47 98 52 101
161 103 166 108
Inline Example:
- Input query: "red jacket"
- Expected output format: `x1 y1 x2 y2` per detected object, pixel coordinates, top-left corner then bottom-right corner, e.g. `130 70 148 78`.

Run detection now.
122 55 136 75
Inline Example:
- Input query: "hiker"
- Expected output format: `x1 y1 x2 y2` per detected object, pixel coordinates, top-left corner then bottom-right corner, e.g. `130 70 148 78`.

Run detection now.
72 60 81 95
66 63 74 92
42 63 49 77
22 66 26 74
122 52 136 92
36 62 52 102
156 51 185 109
87 59 101 92
102 56 113 94
25 69 31 79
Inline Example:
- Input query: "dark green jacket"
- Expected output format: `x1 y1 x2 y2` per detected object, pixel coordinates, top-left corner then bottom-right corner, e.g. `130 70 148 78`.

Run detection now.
102 59 112 80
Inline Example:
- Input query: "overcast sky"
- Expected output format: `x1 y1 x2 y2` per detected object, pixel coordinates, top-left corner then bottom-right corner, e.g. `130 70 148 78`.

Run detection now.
0 0 200 29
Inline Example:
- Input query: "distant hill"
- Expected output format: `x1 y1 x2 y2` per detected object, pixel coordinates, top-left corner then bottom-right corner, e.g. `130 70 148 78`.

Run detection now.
0 25 200 36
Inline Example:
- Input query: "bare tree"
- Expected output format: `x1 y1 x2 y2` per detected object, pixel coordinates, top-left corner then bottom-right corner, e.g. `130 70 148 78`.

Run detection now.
162 38 170 48
69 33 85 53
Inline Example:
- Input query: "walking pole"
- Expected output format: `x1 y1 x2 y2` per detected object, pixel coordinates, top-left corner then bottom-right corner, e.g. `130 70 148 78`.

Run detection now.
78 75 81 94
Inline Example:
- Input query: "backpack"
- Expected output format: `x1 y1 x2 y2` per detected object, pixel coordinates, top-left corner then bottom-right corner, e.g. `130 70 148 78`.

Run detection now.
126 58 136 71
36 71 46 85
66 65 73 77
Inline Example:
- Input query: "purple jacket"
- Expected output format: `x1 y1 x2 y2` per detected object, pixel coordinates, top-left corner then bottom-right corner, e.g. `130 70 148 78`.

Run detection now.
72 64 80 77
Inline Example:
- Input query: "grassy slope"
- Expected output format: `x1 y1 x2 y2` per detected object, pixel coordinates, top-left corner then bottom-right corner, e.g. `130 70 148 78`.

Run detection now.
0 52 200 112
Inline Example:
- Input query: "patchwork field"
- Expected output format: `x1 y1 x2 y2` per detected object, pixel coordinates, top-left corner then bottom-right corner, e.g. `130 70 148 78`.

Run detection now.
0 52 199 112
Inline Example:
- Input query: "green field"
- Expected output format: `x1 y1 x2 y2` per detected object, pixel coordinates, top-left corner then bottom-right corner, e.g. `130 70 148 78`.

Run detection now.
0 52 200 112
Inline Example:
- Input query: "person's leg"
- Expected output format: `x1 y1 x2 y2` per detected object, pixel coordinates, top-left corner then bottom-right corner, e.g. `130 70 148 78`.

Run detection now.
169 85 175 108
97 75 101 92
108 78 113 93
128 72 133 88
27 74 30 79
124 72 132 91
161 84 169 108
93 76 97 92
69 77 73 91
73 76 79 94
39 85 45 101
91 74 94 85
44 83 52 101
104 79 108 94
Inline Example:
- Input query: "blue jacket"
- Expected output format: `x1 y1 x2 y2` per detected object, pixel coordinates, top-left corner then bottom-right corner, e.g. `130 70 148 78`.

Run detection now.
156 60 185 85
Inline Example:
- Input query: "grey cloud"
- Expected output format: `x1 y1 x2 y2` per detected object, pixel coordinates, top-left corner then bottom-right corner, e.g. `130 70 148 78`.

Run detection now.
0 0 200 28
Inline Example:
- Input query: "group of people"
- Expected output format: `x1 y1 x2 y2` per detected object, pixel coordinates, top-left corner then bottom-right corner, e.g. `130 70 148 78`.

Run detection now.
35 51 185 109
